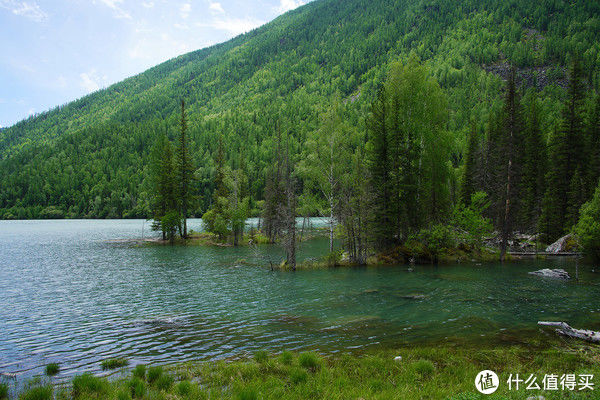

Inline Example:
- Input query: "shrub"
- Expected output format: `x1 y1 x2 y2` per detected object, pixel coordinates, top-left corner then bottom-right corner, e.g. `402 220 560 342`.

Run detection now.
45 363 59 376
289 367 308 384
18 386 52 400
254 350 268 363
575 184 600 262
72 374 108 398
155 374 174 391
280 351 293 365
128 378 145 399
325 250 343 266
101 358 129 370
132 364 146 380
298 352 321 371
147 366 163 384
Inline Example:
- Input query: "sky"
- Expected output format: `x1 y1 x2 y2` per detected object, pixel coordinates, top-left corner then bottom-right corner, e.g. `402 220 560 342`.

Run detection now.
0 0 309 128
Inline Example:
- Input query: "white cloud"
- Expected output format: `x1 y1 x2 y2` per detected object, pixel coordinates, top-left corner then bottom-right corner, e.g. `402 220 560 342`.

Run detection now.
208 1 224 14
142 1 154 8
0 0 47 22
180 2 191 19
277 0 304 13
80 70 106 93
197 17 264 35
97 0 131 19
174 22 189 30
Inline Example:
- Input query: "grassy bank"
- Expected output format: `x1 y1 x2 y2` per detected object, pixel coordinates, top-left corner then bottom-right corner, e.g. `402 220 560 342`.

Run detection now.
9 344 599 400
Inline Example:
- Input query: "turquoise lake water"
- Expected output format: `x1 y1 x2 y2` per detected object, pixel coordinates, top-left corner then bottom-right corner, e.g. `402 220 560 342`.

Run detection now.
0 219 598 382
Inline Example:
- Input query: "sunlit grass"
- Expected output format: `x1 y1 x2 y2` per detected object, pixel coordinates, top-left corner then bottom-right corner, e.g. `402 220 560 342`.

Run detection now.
44 363 59 376
14 345 600 399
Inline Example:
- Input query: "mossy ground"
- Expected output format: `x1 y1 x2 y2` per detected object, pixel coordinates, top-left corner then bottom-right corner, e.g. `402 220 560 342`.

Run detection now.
14 344 600 400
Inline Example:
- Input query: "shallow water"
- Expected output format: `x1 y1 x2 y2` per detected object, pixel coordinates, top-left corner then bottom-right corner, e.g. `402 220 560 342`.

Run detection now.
0 219 598 382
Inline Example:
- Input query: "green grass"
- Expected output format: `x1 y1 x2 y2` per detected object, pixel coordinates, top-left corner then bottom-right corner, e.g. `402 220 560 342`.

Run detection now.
44 363 59 376
18 386 52 400
100 358 129 370
0 384 8 399
132 364 146 380
12 344 600 399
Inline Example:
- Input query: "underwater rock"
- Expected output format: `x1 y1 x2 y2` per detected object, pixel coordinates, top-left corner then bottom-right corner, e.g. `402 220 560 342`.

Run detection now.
528 269 570 279
400 294 427 300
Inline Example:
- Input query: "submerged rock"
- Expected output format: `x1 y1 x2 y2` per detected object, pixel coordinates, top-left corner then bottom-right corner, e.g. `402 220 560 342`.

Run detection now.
400 294 427 300
528 269 570 279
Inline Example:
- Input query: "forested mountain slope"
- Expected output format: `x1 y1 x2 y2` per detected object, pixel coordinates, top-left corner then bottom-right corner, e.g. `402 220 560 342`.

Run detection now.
1 0 599 219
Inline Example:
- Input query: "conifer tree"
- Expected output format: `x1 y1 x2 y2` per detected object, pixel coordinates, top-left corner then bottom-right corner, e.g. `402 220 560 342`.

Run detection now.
461 121 478 206
150 133 178 241
176 100 195 238
540 59 587 241
520 90 546 232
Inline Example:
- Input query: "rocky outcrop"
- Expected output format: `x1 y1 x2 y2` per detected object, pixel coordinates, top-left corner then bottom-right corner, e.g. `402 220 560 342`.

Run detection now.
528 269 570 279
545 234 577 253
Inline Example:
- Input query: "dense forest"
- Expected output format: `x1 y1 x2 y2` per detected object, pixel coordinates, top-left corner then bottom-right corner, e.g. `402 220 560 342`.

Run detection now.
1 0 600 258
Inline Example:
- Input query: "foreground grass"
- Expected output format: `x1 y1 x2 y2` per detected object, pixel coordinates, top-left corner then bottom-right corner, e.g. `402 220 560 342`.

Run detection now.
15 344 600 400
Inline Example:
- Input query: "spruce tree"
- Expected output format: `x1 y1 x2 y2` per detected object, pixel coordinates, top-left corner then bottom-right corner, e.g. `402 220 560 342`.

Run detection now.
176 100 195 238
461 121 478 206
540 58 587 241
150 133 178 241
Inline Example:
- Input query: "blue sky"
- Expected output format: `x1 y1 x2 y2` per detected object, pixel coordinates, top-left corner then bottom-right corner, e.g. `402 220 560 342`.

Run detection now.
0 0 309 128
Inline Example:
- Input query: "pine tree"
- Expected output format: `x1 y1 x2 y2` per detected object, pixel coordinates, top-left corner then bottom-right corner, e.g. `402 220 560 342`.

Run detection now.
176 100 195 238
586 92 600 194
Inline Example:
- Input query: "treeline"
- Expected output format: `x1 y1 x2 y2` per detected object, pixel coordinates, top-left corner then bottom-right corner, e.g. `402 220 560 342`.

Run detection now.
2 0 600 227
149 54 600 266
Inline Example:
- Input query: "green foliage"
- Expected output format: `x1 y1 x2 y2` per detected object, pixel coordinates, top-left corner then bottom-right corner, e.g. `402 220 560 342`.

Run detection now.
237 387 258 400
408 224 455 259
176 381 192 397
289 368 308 384
128 378 146 399
101 358 129 370
147 366 164 384
298 352 321 371
72 374 109 398
254 350 268 363
154 374 174 391
3 0 600 221
574 183 600 262
411 359 436 377
452 192 493 249
132 364 146 380
280 351 293 365
18 386 52 400
44 363 59 376
0 383 7 400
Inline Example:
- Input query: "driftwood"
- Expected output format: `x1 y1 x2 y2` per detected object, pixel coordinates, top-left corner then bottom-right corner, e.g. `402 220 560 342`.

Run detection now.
538 321 600 343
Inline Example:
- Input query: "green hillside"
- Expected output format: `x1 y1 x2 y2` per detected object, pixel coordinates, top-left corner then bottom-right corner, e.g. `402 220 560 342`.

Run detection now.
1 0 599 220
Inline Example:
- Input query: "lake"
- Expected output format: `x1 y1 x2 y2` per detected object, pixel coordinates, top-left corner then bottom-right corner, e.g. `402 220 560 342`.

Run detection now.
0 219 598 382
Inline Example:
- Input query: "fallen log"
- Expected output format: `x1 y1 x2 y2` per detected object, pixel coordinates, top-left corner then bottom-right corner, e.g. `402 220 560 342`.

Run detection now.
538 321 600 343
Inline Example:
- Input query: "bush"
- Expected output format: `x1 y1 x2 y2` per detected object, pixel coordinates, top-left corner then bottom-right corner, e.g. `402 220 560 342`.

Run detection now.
254 350 268 363
147 366 163 384
45 363 59 376
575 184 600 262
280 351 293 365
128 378 145 399
407 224 454 260
298 352 321 371
452 191 493 249
325 250 343 266
0 384 7 400
101 358 129 370
72 374 108 398
19 386 52 400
